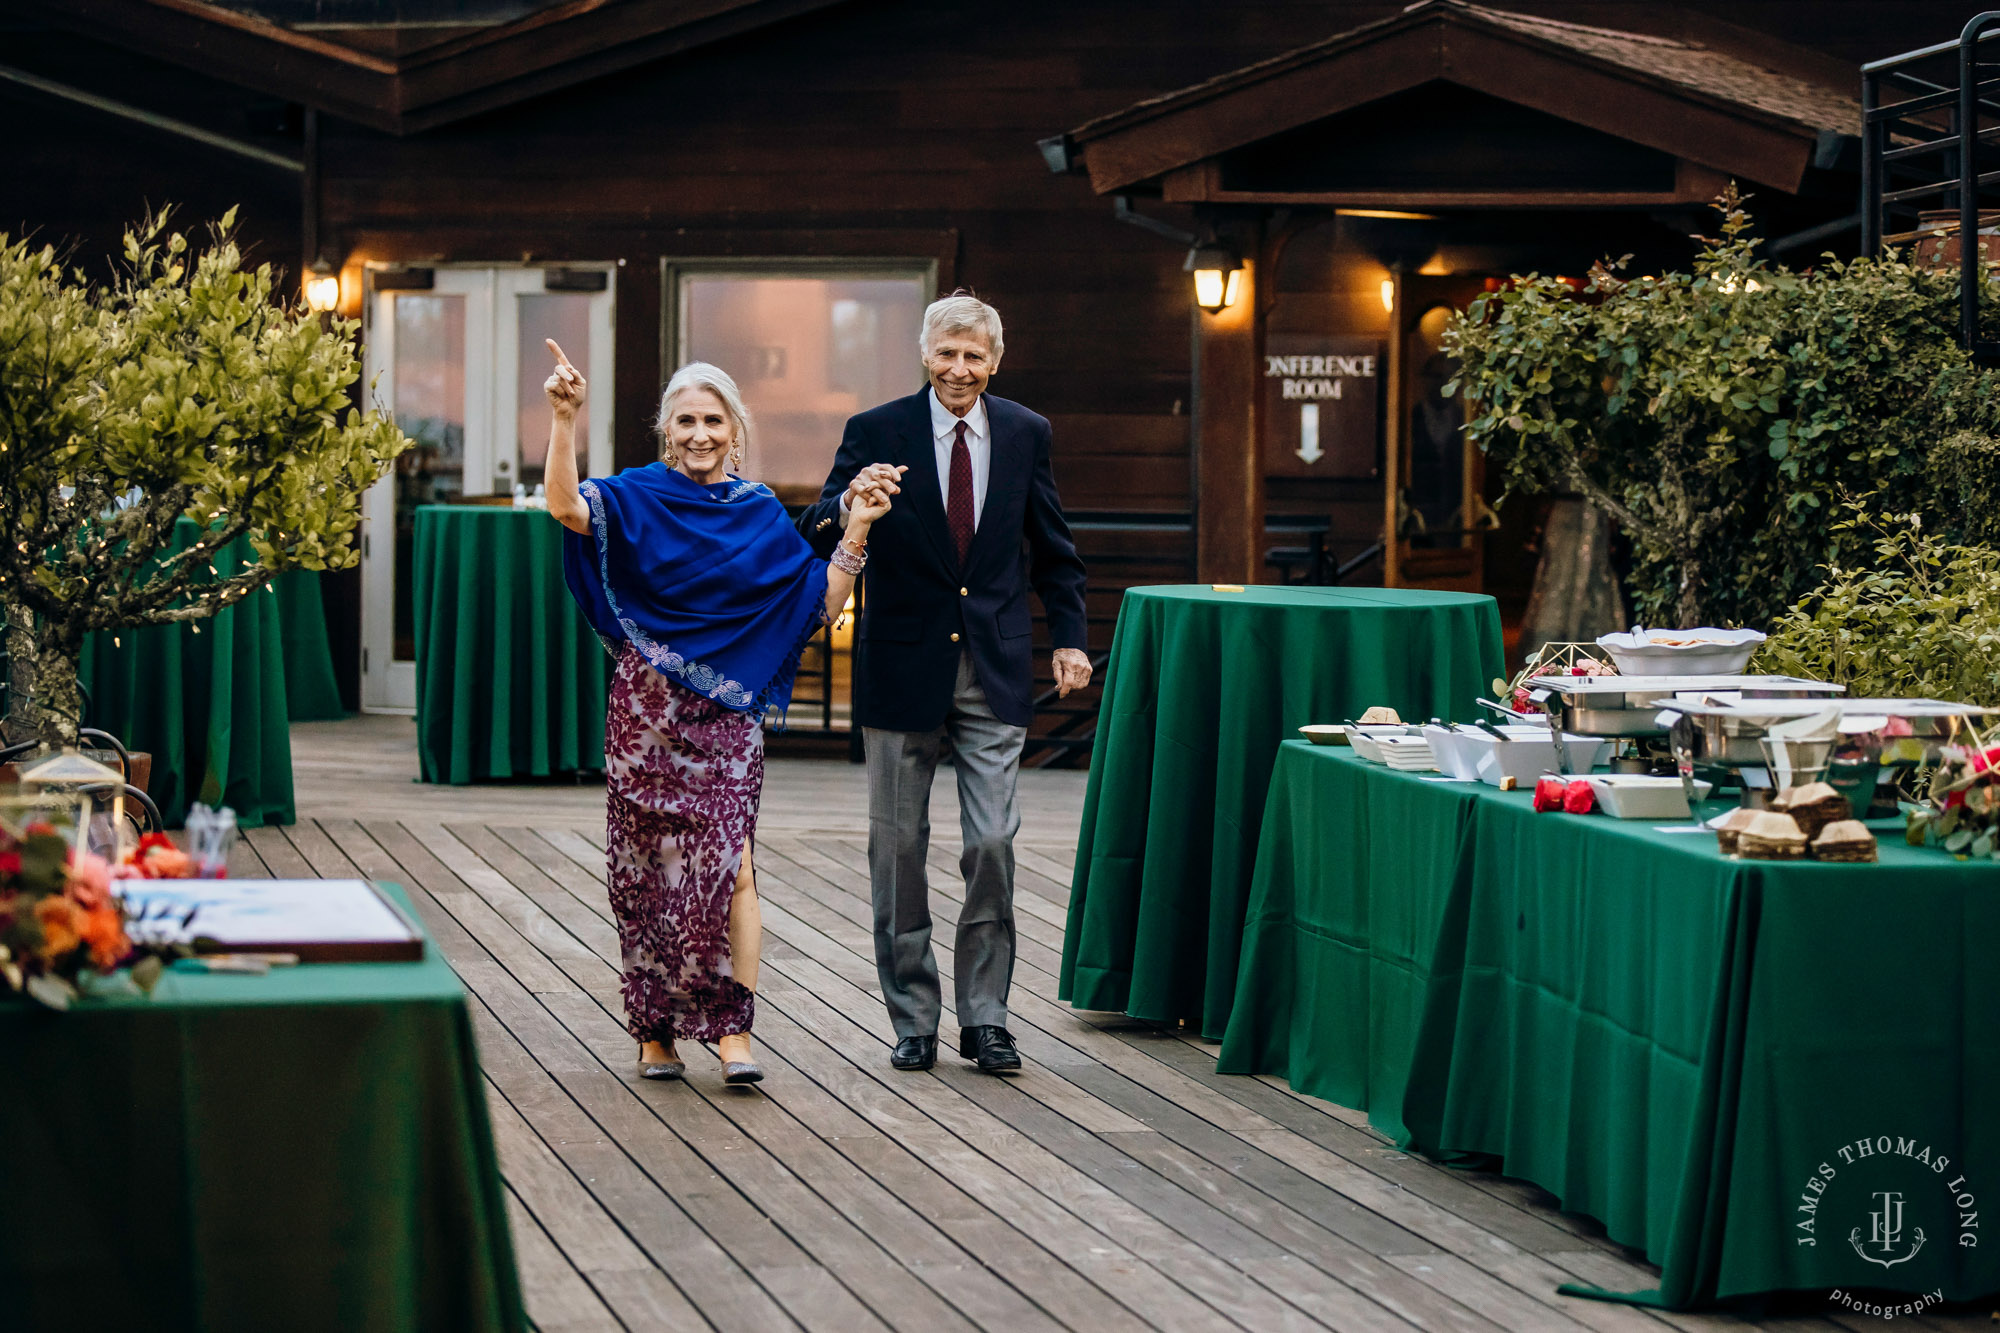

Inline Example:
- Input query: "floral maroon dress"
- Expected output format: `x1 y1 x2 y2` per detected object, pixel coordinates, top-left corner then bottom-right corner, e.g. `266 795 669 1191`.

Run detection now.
604 642 762 1043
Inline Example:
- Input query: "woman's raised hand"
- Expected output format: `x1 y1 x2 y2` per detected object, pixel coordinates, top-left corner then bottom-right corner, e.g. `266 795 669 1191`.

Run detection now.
849 484 894 525
545 339 586 416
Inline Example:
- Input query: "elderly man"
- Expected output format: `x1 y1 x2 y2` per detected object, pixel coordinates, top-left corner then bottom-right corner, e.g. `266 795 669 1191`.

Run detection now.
796 292 1090 1074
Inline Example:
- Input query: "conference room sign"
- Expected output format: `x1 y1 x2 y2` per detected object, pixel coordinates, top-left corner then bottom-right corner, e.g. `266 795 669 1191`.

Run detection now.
1262 335 1383 479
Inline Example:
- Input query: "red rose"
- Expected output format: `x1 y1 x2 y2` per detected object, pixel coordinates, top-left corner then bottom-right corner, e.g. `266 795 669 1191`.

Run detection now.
1534 775 1567 812
1562 779 1596 814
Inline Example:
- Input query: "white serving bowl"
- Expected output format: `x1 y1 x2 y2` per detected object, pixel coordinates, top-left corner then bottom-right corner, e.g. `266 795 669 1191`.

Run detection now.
1585 774 1714 819
1593 628 1765 677
1456 727 1610 787
1347 724 1415 763
1421 725 1481 781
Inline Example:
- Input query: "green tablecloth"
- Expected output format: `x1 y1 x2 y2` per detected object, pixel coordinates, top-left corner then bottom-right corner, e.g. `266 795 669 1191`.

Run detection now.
277 567 348 722
0 882 525 1333
1220 742 2000 1309
414 506 607 784
1060 584 1504 1038
80 524 327 828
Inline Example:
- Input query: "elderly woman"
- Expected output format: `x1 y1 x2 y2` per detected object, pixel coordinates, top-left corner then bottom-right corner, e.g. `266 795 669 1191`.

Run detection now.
543 340 895 1085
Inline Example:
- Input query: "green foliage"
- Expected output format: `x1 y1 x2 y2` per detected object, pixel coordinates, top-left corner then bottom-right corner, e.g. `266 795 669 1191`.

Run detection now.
1754 508 2000 705
1926 428 2000 546
1444 185 2000 628
0 209 410 745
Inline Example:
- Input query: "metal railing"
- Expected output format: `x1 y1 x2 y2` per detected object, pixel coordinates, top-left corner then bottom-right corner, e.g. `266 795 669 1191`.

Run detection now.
1862 10 2000 362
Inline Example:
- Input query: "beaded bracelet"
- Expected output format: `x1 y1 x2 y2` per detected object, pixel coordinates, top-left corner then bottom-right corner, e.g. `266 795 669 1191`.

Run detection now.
831 539 867 575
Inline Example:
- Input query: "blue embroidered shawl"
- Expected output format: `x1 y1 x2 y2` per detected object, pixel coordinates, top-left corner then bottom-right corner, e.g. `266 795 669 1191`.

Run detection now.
563 463 828 717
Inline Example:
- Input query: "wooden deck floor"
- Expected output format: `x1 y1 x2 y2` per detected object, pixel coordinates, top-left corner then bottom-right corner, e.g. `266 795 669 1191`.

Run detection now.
257 715 1989 1333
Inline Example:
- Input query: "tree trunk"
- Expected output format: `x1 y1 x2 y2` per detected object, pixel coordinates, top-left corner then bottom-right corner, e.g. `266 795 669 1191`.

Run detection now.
4 600 36 746
3 606 83 751
1674 555 1705 630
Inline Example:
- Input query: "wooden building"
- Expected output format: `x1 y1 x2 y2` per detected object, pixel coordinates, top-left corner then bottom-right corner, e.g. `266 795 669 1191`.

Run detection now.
0 0 1963 748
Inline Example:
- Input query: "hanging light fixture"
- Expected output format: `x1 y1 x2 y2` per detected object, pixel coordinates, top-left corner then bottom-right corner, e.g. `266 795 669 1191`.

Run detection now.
1184 243 1242 314
304 260 341 314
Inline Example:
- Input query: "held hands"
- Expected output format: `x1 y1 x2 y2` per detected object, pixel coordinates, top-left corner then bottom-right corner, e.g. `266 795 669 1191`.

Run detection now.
845 465 904 531
843 462 903 517
544 339 586 418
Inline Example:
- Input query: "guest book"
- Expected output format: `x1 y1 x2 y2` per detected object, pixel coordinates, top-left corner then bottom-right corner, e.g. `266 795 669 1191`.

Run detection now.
125 879 426 962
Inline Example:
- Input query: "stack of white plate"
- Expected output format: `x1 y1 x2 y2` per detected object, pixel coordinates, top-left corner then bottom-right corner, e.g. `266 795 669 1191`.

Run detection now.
1376 736 1436 771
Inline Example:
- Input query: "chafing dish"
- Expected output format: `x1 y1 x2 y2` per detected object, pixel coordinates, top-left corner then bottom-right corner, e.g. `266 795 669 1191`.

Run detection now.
1524 674 1845 738
1652 698 1997 767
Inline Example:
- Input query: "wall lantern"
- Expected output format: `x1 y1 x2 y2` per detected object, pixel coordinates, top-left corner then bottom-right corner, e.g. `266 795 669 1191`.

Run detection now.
1185 244 1242 313
304 261 341 314
1380 278 1396 312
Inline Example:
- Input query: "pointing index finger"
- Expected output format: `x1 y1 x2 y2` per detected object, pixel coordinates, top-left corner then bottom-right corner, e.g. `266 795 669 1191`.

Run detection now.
545 338 576 370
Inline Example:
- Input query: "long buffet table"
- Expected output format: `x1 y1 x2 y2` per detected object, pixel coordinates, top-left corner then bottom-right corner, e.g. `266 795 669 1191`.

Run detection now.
1217 741 2000 1308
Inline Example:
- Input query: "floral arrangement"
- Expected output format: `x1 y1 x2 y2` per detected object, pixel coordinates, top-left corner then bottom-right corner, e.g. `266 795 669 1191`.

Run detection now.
1 823 197 1010
1491 642 1617 715
1904 723 2000 860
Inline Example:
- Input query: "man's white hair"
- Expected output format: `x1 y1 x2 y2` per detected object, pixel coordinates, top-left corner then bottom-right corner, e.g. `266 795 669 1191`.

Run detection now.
656 360 753 449
919 294 1004 363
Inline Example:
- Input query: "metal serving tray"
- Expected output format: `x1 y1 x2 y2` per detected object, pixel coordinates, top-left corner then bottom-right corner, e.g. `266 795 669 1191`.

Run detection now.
1653 697 1996 766
1524 674 1845 738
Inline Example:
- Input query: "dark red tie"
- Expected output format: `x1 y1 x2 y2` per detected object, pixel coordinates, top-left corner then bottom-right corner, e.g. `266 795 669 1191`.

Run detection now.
946 419 975 564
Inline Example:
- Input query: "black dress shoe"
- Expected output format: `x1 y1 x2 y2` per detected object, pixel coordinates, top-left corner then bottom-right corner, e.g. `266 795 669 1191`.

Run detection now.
958 1025 1022 1073
890 1035 936 1071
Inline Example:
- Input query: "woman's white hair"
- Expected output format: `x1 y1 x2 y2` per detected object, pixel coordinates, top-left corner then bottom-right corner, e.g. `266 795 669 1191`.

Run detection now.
655 361 753 458
919 293 1004 363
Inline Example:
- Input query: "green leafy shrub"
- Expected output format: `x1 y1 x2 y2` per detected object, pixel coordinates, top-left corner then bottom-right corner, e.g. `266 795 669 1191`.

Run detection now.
1754 509 2000 704
1445 186 2000 628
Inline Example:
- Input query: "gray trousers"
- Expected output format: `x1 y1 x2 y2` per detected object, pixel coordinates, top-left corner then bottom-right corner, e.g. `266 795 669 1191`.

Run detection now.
865 653 1028 1037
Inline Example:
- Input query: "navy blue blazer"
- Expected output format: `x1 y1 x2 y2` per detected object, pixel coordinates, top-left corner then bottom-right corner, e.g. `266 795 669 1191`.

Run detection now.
796 389 1088 731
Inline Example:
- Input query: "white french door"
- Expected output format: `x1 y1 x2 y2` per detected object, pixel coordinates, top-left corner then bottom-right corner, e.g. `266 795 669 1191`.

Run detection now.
360 265 614 712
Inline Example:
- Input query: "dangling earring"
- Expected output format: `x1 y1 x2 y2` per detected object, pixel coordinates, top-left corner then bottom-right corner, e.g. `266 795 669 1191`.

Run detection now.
660 434 680 469
729 440 745 473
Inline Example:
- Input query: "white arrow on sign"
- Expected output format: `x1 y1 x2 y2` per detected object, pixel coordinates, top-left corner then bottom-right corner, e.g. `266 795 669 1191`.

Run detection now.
1296 402 1323 464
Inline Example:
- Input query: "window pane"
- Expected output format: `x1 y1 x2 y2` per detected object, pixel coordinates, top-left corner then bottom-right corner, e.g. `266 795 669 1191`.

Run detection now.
392 293 465 661
681 274 926 490
515 292 592 486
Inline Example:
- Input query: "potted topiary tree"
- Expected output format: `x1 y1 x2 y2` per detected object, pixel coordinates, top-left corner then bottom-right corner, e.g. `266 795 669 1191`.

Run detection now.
0 210 409 751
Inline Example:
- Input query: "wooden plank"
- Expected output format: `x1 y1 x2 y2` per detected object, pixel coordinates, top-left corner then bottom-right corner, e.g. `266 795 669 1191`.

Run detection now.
535 986 1021 1333
356 819 581 995
484 1084 709 1329
500 1186 630 1333
471 988 893 1333
749 960 1282 1333
277 818 366 878
743 878 1385 1329
226 829 269 878
468 991 804 1332
243 825 316 878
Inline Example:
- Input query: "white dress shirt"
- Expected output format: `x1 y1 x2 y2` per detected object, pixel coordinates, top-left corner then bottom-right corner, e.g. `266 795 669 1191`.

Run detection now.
838 389 991 527
928 387 990 529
